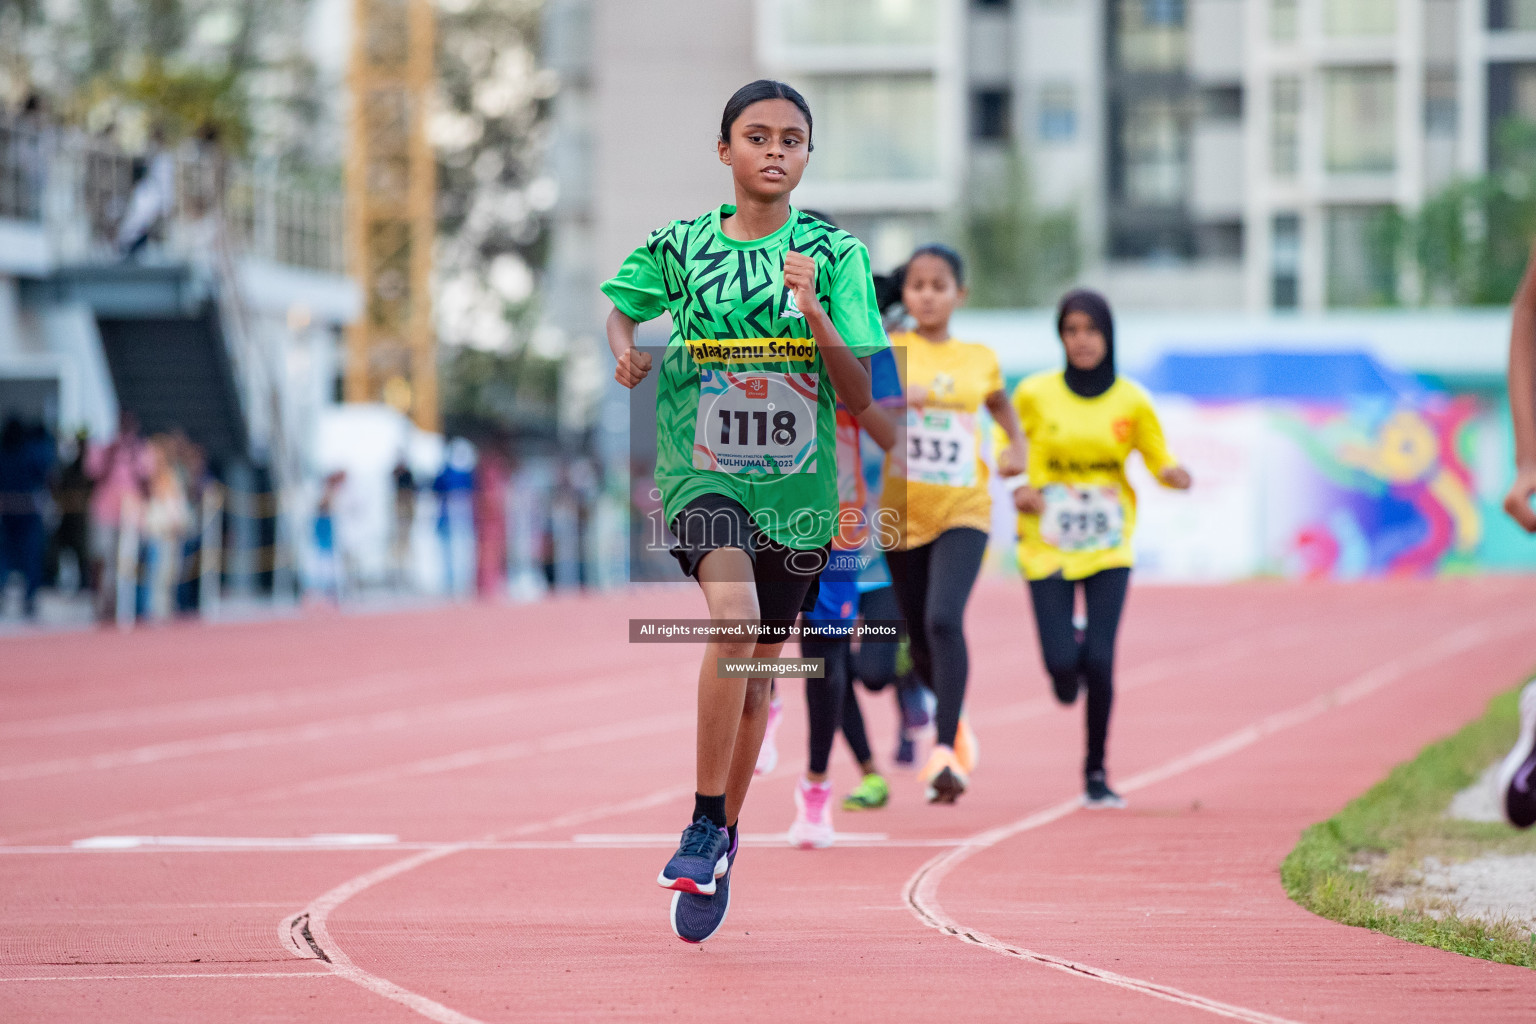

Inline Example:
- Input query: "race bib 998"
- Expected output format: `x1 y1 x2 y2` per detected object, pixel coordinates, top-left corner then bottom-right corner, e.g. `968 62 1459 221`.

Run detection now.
694 370 819 475
1039 484 1125 552
906 409 977 488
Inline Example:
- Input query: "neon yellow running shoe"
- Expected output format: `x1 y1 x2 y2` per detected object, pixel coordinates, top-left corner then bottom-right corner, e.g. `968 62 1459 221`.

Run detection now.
842 772 890 810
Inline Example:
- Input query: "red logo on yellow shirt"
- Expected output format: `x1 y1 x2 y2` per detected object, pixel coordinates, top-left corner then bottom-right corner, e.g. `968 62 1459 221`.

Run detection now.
1112 418 1133 442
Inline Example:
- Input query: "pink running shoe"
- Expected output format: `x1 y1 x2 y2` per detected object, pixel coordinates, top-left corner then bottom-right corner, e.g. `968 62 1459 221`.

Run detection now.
788 777 834 849
755 696 783 775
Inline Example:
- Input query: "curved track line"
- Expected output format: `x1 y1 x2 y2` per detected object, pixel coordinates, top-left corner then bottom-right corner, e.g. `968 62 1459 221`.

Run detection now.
282 782 699 1024
903 616 1527 1024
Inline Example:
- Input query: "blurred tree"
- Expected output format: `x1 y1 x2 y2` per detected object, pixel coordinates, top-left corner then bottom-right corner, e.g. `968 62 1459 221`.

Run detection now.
432 0 558 434
441 345 562 443
959 148 1079 308
1 0 327 164
1414 118 1536 306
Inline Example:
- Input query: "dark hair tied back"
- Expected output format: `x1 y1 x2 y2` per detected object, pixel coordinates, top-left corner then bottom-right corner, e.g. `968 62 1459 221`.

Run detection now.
906 244 965 287
720 80 814 151
881 243 966 313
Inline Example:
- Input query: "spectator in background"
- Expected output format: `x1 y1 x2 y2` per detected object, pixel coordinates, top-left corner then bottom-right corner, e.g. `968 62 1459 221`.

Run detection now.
48 429 94 595
87 412 150 623
434 439 476 597
116 126 175 257
311 470 346 604
141 437 191 621
0 418 54 618
473 449 509 599
391 455 416 587
162 431 210 615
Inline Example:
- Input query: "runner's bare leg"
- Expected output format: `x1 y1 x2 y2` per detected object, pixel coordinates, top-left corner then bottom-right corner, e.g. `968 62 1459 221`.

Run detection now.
695 548 760 797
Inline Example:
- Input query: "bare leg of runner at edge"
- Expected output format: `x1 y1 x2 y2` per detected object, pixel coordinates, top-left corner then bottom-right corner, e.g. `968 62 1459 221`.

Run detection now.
1497 239 1536 828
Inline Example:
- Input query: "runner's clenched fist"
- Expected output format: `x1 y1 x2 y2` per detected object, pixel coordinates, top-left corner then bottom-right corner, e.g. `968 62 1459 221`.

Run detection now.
783 251 824 320
614 347 652 389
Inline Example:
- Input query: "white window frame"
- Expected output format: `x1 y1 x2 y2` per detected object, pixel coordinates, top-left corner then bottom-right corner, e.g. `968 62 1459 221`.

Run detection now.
754 0 965 212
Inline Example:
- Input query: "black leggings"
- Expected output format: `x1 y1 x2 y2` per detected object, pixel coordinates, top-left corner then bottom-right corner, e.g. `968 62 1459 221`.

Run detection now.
802 635 853 775
1026 567 1131 776
885 528 988 748
802 586 907 774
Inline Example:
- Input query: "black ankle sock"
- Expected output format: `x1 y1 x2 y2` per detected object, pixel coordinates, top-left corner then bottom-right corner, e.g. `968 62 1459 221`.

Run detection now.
727 822 738 848
694 792 727 829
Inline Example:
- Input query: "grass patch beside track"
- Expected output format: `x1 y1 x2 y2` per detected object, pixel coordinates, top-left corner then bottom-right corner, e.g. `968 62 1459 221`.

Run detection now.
1282 677 1536 967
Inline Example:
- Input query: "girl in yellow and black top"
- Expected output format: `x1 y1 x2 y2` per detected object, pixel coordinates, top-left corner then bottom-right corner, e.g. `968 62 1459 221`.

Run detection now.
883 245 1026 805
1010 289 1191 809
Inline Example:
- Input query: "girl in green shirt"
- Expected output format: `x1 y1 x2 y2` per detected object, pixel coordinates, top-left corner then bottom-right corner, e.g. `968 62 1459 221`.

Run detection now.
602 79 887 942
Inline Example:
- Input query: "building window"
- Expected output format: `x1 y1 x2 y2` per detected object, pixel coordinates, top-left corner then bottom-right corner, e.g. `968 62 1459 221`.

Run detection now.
1327 206 1399 307
972 88 1012 141
797 75 940 182
973 0 1011 8
1271 76 1301 178
1486 63 1536 167
1115 0 1187 72
1197 221 1243 259
1122 96 1187 205
779 0 940 46
1324 68 1396 173
1324 0 1395 36
1425 71 1458 135
1271 213 1300 309
1202 86 1243 120
1038 83 1077 142
1270 0 1298 41
1491 0 1536 30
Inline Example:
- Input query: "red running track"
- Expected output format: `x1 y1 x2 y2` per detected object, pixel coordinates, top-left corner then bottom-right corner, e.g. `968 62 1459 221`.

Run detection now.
3 577 1536 1022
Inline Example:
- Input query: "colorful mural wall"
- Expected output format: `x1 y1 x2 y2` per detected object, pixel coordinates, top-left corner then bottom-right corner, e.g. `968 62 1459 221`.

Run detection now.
986 350 1536 582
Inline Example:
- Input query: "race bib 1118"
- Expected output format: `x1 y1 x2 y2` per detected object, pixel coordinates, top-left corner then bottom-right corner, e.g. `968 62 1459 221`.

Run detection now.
693 370 819 475
1039 484 1125 552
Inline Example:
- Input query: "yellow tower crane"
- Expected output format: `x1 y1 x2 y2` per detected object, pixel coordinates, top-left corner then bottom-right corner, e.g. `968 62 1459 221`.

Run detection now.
345 0 437 429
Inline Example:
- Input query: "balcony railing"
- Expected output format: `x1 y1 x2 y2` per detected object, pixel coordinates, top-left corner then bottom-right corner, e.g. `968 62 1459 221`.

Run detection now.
0 117 345 276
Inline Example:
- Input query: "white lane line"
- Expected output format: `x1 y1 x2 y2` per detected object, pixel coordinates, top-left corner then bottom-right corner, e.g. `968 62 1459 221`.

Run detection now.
571 831 889 843
979 622 1313 729
2 971 335 983
3 837 968 854
0 672 425 739
0 673 657 782
71 834 398 850
4 710 694 845
903 614 1531 1024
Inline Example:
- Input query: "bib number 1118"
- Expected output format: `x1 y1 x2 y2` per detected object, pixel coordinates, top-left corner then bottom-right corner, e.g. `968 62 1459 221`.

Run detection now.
718 409 797 448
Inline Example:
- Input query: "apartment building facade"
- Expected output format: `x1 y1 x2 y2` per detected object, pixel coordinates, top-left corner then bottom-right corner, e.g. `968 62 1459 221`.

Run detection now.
541 0 1533 352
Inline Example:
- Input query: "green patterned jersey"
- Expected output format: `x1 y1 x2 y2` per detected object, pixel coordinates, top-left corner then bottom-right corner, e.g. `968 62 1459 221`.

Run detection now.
602 205 888 550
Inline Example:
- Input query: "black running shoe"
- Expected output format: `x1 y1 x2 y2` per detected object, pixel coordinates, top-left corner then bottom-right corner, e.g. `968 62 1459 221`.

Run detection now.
1498 681 1536 829
671 834 737 943
657 816 730 894
1082 771 1125 809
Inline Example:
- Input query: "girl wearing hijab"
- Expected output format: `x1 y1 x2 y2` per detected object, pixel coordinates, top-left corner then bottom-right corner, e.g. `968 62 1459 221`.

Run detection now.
1009 289 1191 808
